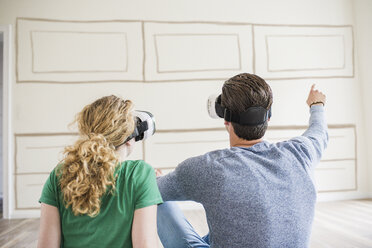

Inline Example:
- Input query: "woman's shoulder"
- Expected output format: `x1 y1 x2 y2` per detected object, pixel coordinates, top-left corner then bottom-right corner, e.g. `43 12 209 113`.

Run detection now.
116 160 157 190
117 160 154 176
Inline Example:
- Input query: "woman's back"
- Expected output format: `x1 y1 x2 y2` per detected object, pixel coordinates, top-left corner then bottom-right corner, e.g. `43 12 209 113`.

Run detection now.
38 95 162 248
40 160 162 248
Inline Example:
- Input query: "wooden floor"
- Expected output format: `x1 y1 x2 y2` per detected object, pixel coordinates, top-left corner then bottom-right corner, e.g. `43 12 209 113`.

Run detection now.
1 199 372 248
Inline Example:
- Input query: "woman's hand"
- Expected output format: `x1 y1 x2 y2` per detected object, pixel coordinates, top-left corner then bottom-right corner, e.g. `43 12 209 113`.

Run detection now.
155 169 164 177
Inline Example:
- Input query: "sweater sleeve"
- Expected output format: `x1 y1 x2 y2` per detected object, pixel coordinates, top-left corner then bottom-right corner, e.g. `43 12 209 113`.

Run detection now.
288 105 329 169
156 157 197 202
157 155 215 202
156 169 188 202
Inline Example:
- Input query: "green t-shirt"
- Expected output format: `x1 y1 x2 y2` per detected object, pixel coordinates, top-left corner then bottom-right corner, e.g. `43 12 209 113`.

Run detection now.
39 160 163 248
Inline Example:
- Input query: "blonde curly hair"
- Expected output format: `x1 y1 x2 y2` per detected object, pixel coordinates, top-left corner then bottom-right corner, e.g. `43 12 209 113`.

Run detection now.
58 95 135 217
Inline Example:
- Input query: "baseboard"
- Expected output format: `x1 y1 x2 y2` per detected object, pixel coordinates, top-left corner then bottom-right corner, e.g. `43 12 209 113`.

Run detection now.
317 191 371 202
9 209 40 219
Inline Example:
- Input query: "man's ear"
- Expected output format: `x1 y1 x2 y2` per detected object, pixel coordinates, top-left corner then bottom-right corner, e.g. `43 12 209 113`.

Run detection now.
224 121 233 132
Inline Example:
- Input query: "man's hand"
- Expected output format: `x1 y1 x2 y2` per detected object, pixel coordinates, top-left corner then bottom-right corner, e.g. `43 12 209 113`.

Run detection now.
306 84 326 107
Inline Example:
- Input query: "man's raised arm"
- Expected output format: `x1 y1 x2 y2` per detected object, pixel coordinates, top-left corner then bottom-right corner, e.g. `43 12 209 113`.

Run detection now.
292 84 329 168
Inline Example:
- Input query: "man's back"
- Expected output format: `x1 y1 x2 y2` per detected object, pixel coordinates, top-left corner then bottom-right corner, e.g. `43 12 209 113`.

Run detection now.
183 142 316 247
157 106 328 248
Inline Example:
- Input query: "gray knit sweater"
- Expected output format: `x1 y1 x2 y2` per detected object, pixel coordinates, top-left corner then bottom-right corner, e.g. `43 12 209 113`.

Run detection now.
157 105 328 248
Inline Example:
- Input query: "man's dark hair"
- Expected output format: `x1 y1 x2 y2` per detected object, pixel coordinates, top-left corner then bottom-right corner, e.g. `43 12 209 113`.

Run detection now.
221 73 273 141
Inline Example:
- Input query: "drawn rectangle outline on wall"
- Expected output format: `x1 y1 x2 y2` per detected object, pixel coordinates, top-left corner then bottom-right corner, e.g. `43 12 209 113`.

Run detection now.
14 134 78 175
253 25 354 79
315 160 356 192
16 18 143 83
265 34 346 72
153 33 242 73
30 30 129 73
16 174 49 209
144 22 253 81
14 133 77 210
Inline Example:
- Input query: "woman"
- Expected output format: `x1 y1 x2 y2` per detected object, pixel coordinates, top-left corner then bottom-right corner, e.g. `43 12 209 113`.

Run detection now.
37 95 163 248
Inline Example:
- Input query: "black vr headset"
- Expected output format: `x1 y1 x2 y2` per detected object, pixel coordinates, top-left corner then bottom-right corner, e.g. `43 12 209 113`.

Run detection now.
121 111 156 146
207 94 271 126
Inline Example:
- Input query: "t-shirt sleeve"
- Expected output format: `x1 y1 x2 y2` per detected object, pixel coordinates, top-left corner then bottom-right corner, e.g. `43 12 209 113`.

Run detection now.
39 169 59 207
134 162 163 210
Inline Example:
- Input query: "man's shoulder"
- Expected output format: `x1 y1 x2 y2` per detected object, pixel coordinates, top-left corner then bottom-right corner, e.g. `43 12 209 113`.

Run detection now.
173 148 233 177
182 148 234 165
274 136 313 151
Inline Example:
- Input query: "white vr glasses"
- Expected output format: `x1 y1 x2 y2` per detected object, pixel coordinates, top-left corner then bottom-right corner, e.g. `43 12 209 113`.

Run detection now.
207 94 271 126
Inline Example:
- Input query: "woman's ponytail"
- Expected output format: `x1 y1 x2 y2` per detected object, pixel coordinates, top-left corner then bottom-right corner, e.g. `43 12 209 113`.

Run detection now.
58 96 134 217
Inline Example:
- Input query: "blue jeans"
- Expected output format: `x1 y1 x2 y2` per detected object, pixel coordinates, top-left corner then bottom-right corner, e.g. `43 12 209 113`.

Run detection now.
157 201 210 248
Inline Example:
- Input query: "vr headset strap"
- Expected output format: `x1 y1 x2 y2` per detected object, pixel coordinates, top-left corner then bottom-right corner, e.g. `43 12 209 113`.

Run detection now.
134 121 149 141
215 95 271 126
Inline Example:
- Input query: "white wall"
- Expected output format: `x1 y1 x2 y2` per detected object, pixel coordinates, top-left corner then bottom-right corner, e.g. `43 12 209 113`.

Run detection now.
0 0 369 217
353 0 372 196
0 35 3 198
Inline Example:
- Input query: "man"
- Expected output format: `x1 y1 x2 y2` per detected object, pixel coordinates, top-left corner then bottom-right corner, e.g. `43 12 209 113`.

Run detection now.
156 73 328 248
